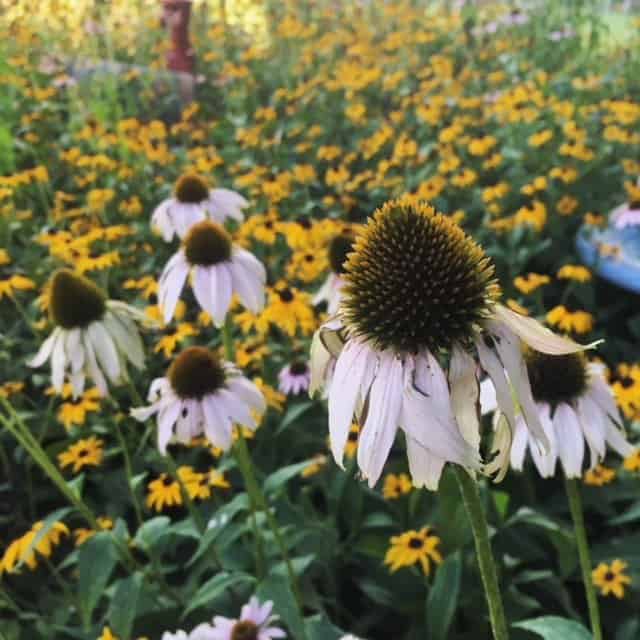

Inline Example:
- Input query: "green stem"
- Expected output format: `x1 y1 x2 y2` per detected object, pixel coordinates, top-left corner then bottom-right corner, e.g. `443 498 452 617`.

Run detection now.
222 316 304 613
114 419 144 527
565 477 602 640
454 467 510 640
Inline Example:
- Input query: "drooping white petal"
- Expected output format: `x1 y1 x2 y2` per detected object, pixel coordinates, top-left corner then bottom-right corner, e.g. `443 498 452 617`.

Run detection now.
208 188 248 222
159 254 189 323
51 329 68 392
229 258 265 313
157 399 183 454
449 344 481 449
484 320 549 451
217 388 257 430
232 247 266 283
192 266 214 317
357 351 403 487
485 412 512 482
130 404 160 422
576 395 606 468
476 334 517 433
529 403 557 478
589 374 624 425
82 330 108 396
103 312 145 371
151 199 175 241
226 376 266 413
494 304 600 354
88 321 121 383
479 378 498 415
202 394 233 451
405 435 447 490
604 418 635 457
328 340 376 468
29 328 60 368
509 413 528 472
65 328 84 372
553 403 585 478
209 263 233 326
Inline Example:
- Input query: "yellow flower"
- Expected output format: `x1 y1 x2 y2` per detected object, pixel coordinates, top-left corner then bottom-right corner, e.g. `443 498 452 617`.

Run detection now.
468 135 497 156
506 299 529 316
514 273 550 295
124 276 158 300
344 423 360 459
235 338 270 369
384 527 442 575
261 283 316 336
146 473 182 512
301 454 328 478
286 247 329 283
557 195 579 216
253 377 286 412
557 265 591 282
546 306 594 334
623 450 640 472
0 381 24 398
47 384 101 430
58 436 104 473
0 249 10 266
592 560 631 598
382 473 413 499
154 322 198 358
611 363 640 420
98 627 118 640
74 517 114 546
528 129 553 147
583 465 616 486
1 521 69 573
549 166 578 184
0 274 36 299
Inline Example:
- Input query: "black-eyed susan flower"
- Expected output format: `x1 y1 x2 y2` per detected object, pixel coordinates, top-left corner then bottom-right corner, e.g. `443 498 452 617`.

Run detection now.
546 305 594 334
611 363 640 420
47 384 101 430
1 521 69 573
29 269 147 398
262 283 316 337
584 464 616 486
146 473 182 512
158 219 266 325
384 527 442 575
131 346 265 453
74 517 114 546
514 273 550 295
383 473 413 499
311 199 591 489
482 353 633 479
152 172 248 241
58 436 104 473
623 449 640 472
592 560 632 598
557 265 592 282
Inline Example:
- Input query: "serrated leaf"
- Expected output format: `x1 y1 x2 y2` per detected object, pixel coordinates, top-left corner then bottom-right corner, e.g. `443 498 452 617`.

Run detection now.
512 616 593 640
427 551 462 640
78 532 118 627
107 573 143 638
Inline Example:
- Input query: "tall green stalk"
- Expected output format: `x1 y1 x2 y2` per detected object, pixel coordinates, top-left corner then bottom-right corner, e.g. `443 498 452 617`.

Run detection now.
565 477 602 640
454 466 510 640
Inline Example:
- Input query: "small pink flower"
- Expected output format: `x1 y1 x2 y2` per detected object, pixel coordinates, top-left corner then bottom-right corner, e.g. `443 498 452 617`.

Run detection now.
278 362 311 396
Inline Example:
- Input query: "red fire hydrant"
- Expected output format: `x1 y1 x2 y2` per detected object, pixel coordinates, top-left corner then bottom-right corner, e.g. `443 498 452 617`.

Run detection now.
162 0 195 74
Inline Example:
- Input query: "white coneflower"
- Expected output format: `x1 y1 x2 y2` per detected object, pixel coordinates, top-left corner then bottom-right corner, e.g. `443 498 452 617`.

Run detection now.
278 361 311 395
481 352 634 479
310 199 593 489
158 220 266 326
131 346 265 454
28 269 146 398
190 597 285 640
313 231 355 314
152 172 248 241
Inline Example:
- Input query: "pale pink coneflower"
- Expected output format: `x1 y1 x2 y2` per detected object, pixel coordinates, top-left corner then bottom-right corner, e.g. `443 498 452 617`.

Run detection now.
131 347 265 454
190 597 286 640
310 199 595 490
29 269 147 398
152 172 248 242
158 220 266 326
480 354 634 480
278 361 311 395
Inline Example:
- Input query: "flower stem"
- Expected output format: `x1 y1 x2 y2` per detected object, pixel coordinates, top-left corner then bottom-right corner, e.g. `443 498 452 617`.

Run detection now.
454 466 509 640
564 477 602 640
114 419 144 527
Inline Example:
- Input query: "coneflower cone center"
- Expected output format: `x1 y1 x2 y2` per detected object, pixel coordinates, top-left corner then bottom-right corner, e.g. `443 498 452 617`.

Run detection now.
231 621 259 640
168 347 226 399
328 232 355 274
184 220 232 266
49 269 106 329
524 349 588 406
341 200 500 354
174 173 210 203
289 360 308 375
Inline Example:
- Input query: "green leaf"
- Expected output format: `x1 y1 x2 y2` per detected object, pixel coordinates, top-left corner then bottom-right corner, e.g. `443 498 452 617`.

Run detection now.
273 554 315 578
183 572 255 618
426 551 462 640
264 460 313 496
305 613 345 640
78 532 118 627
276 401 315 434
133 516 171 551
107 573 143 638
512 616 593 640
609 502 640 526
256 574 306 639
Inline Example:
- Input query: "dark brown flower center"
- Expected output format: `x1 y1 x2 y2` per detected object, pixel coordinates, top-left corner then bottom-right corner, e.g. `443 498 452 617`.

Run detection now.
168 347 226 399
328 231 355 274
49 269 106 329
524 349 588 407
277 288 294 303
184 220 232 266
231 620 259 640
174 173 210 204
289 361 308 375
408 537 424 549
